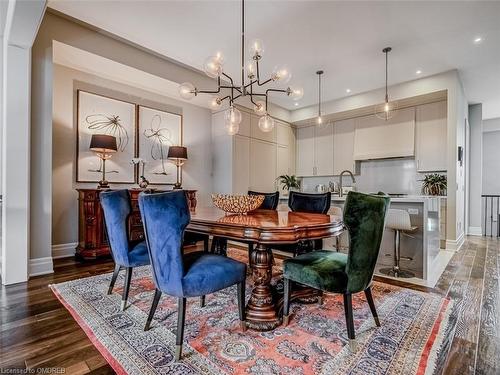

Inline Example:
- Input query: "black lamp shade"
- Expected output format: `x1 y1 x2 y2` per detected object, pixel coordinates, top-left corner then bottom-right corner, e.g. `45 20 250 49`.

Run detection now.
89 134 117 153
168 146 188 160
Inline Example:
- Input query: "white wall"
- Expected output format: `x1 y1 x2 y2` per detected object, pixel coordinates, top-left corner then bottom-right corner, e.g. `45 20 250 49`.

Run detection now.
482 121 500 195
52 64 212 247
467 104 482 235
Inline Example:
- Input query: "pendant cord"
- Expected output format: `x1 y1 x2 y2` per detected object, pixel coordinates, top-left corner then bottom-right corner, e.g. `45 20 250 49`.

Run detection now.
241 0 245 90
318 73 322 116
385 50 388 102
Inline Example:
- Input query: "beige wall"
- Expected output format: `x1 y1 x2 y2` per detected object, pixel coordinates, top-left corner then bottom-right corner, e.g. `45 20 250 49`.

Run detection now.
32 11 220 260
52 64 212 246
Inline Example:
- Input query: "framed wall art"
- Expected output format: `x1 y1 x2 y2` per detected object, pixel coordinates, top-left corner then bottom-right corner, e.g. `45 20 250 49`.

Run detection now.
138 105 182 185
76 90 136 183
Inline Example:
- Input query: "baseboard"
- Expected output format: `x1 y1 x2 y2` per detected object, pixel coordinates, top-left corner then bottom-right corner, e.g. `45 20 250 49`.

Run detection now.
29 257 54 277
52 242 77 259
467 226 483 236
445 232 465 252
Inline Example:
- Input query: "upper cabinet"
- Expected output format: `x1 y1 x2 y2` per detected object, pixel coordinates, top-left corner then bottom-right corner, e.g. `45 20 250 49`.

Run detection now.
296 126 315 176
249 138 277 192
415 101 447 172
333 118 356 175
314 125 334 176
353 107 415 160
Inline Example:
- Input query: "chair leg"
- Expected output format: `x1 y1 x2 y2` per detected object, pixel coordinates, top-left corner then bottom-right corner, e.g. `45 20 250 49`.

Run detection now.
144 289 162 331
175 298 187 361
283 278 292 326
343 293 355 340
237 281 246 331
121 267 133 311
200 295 206 307
108 264 121 295
335 236 340 252
364 287 380 327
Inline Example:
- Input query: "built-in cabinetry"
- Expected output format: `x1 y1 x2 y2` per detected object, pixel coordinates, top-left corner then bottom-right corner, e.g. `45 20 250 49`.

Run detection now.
212 106 295 195
415 101 447 172
296 101 447 177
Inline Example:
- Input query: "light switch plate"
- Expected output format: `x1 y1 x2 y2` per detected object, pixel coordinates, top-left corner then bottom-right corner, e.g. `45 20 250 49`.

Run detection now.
408 208 419 215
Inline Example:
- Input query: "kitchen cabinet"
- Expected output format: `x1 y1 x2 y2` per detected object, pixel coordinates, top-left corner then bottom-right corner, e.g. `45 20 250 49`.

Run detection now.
314 124 334 176
353 107 415 160
296 126 315 176
232 135 250 194
415 101 447 172
250 138 277 192
333 118 356 175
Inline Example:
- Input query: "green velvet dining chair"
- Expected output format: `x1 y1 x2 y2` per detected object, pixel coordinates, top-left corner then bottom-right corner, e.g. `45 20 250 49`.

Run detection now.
282 191 390 341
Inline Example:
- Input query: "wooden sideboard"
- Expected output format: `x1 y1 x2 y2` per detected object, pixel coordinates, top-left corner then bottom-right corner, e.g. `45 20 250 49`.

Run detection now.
76 188 197 260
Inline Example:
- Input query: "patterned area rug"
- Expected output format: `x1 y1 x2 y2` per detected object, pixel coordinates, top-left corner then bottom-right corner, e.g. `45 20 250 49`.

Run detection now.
51 249 453 375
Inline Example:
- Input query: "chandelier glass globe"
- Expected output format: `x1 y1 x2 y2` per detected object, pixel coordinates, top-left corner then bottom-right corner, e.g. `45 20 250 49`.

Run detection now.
209 96 222 110
249 39 265 57
179 82 196 99
253 100 266 115
258 114 275 133
272 65 292 83
288 86 304 101
246 59 257 79
224 106 242 135
204 56 223 78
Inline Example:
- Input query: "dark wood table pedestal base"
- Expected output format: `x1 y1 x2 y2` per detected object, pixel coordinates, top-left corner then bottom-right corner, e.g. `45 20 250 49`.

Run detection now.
245 243 323 331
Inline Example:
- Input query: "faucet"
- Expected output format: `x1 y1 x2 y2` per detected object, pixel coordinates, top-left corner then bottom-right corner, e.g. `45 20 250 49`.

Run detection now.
339 170 356 197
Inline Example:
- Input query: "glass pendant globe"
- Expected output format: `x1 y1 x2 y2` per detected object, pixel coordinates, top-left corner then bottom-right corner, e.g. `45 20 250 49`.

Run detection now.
246 59 257 79
209 96 222 110
203 56 223 78
258 114 275 133
225 121 240 136
249 39 264 57
288 86 304 101
224 106 242 125
375 99 398 121
179 82 196 100
253 100 266 115
272 65 292 83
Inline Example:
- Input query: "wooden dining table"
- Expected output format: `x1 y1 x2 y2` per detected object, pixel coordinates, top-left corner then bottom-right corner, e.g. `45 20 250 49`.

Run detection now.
187 207 344 331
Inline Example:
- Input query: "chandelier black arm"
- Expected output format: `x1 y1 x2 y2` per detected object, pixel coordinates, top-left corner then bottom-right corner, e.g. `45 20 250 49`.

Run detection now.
265 88 288 111
255 58 273 87
196 76 223 95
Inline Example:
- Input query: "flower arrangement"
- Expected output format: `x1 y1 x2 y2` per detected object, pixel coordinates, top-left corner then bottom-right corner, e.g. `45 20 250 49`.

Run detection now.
276 174 301 191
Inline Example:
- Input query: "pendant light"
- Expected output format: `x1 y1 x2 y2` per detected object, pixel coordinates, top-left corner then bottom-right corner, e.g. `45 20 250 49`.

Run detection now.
375 47 398 121
316 70 324 126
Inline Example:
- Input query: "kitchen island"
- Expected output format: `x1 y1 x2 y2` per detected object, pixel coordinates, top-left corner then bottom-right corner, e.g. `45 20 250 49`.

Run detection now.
279 194 450 287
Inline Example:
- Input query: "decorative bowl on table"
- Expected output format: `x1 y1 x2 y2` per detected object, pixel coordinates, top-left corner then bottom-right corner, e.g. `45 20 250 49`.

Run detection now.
211 194 264 214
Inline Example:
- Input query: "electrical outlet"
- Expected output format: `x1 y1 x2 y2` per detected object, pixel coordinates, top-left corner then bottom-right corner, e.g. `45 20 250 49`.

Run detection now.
408 208 419 215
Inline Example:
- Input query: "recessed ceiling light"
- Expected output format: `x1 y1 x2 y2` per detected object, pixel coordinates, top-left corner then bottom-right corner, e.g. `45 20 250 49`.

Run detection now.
416 70 422 75
294 102 299 106
474 37 483 44
346 89 351 93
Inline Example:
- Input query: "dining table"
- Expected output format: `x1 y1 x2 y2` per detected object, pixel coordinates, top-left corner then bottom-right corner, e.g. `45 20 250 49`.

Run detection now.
187 207 345 331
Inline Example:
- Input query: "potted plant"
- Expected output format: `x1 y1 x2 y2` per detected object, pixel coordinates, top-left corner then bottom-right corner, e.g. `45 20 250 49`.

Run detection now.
277 174 301 192
421 173 447 196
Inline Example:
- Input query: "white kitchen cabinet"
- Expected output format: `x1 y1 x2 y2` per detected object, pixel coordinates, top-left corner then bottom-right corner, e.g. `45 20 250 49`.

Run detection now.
296 126 315 176
415 101 447 172
333 118 356 175
232 135 250 194
250 138 277 192
277 145 290 194
353 107 415 160
251 114 276 143
314 124 334 176
238 110 251 137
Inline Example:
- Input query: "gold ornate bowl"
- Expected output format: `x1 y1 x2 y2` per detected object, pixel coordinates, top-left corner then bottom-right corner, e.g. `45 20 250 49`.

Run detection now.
211 194 264 214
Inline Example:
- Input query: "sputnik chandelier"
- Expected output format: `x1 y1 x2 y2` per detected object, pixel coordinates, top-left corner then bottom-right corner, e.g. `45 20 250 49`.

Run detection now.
178 0 304 135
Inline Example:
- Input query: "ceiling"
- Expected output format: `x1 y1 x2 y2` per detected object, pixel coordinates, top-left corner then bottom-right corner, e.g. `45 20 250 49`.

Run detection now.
48 1 500 119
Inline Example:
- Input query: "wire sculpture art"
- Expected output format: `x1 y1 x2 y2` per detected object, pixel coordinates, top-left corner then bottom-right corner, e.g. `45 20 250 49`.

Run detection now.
143 114 174 175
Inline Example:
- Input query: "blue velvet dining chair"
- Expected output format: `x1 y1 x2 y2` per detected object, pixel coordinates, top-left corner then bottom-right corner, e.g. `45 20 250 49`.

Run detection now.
282 191 390 341
138 190 247 361
100 190 151 311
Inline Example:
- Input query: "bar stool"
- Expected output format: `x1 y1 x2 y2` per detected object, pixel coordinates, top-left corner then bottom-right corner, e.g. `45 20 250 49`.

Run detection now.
379 209 417 278
329 206 348 252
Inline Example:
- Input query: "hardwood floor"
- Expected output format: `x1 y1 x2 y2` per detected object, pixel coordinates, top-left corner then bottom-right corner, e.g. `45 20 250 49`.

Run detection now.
1 237 499 374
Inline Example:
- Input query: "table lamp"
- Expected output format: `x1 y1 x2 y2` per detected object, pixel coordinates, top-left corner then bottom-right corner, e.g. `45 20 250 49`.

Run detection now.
168 146 187 189
89 134 117 189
